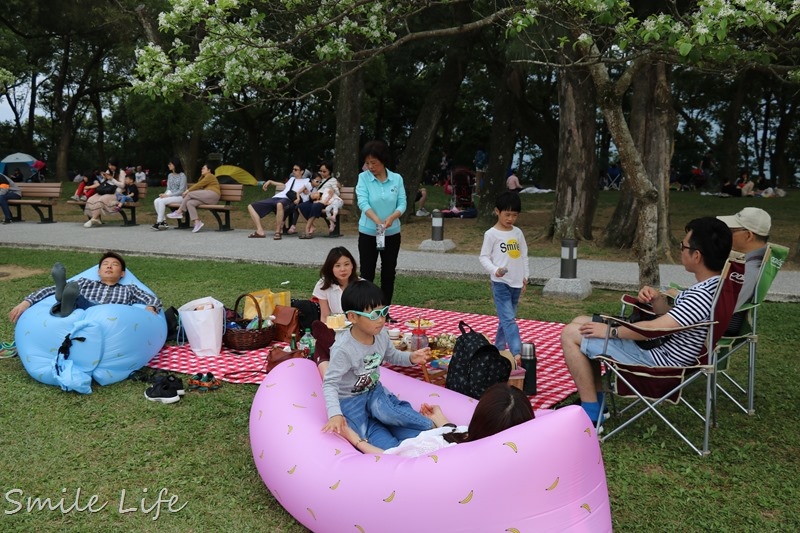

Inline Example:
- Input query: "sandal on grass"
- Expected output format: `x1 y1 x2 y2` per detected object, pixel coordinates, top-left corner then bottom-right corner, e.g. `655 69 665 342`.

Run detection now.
191 372 222 392
187 373 204 390
0 341 18 359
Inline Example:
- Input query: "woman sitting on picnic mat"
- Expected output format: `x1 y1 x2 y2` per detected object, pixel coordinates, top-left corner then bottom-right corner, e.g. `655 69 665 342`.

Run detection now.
84 157 125 228
310 246 361 376
166 162 220 233
337 382 534 457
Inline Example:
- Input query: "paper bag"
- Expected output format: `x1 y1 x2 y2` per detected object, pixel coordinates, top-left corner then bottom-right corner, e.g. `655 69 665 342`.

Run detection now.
272 289 291 307
178 296 225 356
243 289 275 321
273 305 300 343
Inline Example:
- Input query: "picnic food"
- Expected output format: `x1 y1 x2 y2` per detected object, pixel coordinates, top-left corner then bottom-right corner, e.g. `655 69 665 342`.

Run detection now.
405 318 434 330
326 314 346 330
432 333 457 350
430 347 451 359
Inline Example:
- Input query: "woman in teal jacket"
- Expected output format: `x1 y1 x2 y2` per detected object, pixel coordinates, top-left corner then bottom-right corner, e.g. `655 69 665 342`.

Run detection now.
355 140 407 321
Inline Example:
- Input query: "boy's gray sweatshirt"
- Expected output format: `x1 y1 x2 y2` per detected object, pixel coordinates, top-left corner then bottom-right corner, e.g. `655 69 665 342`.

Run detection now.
322 329 413 418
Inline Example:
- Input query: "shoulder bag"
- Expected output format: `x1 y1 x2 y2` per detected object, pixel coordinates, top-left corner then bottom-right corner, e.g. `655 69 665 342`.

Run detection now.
273 304 300 343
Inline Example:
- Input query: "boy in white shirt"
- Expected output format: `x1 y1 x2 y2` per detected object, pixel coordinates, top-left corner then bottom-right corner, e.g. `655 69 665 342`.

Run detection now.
479 191 529 364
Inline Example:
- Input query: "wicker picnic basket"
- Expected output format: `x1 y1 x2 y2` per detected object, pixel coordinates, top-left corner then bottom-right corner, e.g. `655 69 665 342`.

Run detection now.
223 293 276 351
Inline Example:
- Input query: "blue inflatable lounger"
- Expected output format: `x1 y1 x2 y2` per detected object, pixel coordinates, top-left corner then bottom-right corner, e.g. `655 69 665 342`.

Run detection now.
15 266 167 394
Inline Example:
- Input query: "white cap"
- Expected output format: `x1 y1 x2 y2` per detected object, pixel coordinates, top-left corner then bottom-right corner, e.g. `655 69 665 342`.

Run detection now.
717 207 771 236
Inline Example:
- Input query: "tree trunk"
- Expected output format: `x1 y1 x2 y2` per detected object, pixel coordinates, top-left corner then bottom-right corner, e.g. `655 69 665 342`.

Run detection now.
174 115 204 182
718 74 747 183
603 62 674 264
510 72 560 189
630 62 675 257
397 38 472 219
480 64 521 218
26 70 38 152
589 55 660 286
91 92 106 167
334 62 364 186
55 119 73 184
550 65 597 240
770 92 796 187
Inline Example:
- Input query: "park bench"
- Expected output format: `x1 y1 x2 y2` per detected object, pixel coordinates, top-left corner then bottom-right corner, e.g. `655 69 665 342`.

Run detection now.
7 182 63 223
166 183 244 231
66 182 148 226
273 183 355 236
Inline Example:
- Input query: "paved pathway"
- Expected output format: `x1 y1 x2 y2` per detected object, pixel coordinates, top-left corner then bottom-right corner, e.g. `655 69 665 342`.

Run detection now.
2 220 798 302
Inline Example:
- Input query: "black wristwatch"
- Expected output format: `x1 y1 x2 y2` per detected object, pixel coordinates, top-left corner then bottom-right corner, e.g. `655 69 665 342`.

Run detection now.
610 327 619 339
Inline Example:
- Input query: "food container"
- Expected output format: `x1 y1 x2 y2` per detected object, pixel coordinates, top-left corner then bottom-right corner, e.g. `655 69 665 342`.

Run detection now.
409 330 429 351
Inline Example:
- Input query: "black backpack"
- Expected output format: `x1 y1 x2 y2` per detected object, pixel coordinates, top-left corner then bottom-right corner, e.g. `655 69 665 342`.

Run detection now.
291 299 321 333
445 321 512 399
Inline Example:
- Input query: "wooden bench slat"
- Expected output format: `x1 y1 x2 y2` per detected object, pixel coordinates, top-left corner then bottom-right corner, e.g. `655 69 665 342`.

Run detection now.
164 183 244 231
8 182 63 223
67 182 148 226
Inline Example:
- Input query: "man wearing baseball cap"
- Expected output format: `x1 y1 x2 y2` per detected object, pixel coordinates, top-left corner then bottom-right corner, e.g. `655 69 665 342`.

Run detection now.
716 207 771 332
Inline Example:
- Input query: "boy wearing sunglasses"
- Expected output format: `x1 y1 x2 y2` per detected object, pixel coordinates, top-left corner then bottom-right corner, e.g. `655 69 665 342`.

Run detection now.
322 280 434 450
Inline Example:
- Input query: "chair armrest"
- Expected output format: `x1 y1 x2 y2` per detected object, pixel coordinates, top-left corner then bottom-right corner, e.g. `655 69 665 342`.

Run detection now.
619 295 658 318
736 301 758 313
599 314 717 340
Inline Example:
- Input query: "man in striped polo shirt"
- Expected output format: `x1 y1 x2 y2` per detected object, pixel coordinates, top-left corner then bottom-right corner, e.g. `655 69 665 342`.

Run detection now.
560 217 733 425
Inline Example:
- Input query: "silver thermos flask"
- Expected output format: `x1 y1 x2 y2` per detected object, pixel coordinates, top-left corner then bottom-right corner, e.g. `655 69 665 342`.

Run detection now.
520 343 537 395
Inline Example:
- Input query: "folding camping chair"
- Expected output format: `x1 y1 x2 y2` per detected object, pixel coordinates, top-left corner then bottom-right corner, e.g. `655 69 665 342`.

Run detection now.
596 259 744 456
714 243 788 415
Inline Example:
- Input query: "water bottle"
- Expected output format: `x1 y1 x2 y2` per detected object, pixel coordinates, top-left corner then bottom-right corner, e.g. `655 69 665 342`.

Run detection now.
299 328 315 359
520 343 537 395
375 223 385 251
290 333 297 351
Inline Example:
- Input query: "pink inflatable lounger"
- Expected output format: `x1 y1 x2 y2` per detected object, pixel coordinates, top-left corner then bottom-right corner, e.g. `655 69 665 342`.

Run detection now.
250 358 612 532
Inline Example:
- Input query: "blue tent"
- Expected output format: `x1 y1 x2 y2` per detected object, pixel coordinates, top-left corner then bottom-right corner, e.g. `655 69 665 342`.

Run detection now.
0 152 38 178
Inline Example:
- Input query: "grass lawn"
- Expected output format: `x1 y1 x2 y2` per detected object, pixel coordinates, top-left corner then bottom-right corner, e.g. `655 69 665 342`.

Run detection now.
1 248 799 531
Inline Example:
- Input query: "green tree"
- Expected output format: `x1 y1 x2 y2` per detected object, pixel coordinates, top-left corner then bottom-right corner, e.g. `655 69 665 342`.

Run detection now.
512 0 800 285
1 0 145 179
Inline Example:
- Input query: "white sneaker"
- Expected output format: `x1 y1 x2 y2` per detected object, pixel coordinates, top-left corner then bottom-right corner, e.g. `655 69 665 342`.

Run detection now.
83 219 93 228
70 194 80 201
416 208 429 217
167 211 183 219
91 218 102 226
192 221 204 233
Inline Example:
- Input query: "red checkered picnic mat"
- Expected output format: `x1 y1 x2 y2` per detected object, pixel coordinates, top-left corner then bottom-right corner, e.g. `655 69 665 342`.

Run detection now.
147 305 573 409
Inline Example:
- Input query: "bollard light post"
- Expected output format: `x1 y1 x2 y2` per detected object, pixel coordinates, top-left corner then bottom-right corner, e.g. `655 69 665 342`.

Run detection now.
560 239 578 279
431 210 444 241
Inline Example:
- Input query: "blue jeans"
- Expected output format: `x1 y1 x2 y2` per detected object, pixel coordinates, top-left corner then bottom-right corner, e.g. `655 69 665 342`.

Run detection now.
340 382 433 449
0 191 21 220
492 281 522 356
